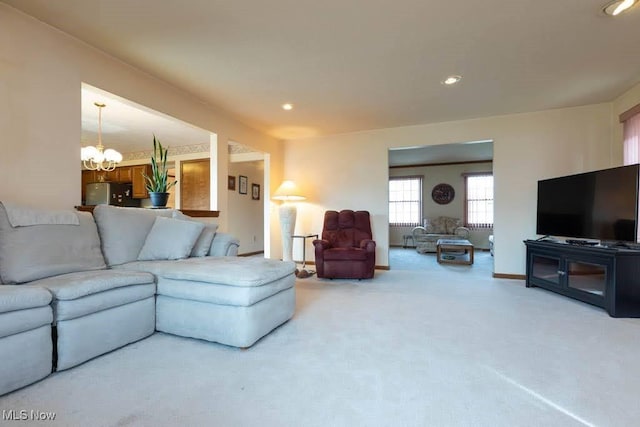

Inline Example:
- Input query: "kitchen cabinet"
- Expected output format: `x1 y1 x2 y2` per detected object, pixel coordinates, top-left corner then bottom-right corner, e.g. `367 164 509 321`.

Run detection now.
83 165 151 201
131 165 152 199
117 166 133 183
105 169 119 182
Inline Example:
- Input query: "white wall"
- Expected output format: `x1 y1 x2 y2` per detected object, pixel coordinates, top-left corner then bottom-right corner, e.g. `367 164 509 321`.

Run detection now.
228 160 265 255
283 104 614 275
389 161 493 249
0 5 283 243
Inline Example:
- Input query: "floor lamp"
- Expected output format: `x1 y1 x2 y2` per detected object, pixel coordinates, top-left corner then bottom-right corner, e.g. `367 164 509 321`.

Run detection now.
273 180 305 264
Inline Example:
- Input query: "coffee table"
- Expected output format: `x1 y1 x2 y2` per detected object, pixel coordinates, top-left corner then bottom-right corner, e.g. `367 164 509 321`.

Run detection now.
436 239 474 265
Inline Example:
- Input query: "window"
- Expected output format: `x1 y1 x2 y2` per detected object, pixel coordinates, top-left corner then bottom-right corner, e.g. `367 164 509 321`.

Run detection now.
389 176 422 226
464 173 493 229
622 105 640 165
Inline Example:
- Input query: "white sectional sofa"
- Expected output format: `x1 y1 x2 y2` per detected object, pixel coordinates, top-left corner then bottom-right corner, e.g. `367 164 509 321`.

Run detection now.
0 286 53 396
0 202 296 396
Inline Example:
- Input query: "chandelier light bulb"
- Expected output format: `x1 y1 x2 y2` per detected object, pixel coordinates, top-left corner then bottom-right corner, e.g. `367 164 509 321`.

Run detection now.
104 148 122 162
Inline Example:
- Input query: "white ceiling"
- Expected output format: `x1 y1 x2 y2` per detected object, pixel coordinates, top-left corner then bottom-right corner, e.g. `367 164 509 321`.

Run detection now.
5 0 640 143
81 85 211 154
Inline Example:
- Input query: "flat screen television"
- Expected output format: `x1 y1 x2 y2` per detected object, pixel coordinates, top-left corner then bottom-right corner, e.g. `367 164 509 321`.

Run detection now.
536 164 639 242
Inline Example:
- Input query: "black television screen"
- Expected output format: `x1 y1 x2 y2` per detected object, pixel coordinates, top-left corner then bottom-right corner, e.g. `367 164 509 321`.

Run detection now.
536 165 639 242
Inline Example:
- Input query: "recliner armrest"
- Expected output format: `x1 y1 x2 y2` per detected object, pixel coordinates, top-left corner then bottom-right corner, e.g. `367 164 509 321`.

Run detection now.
360 239 376 253
313 239 331 250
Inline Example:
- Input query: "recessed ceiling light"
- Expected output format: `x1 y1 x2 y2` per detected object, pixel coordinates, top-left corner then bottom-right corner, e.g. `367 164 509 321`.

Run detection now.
442 75 462 85
603 0 637 16
282 103 293 111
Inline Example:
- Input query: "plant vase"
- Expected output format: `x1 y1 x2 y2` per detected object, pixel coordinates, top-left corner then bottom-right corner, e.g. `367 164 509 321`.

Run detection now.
149 192 169 208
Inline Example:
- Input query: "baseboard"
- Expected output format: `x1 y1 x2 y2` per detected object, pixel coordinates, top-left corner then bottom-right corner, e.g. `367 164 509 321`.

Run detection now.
238 251 264 257
493 273 526 280
392 245 490 251
295 260 389 271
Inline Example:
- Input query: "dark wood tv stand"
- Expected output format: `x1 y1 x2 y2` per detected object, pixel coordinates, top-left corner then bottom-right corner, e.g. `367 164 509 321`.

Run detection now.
525 240 640 317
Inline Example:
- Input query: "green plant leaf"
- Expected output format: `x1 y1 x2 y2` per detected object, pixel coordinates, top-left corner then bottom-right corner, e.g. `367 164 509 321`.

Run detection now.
144 135 177 193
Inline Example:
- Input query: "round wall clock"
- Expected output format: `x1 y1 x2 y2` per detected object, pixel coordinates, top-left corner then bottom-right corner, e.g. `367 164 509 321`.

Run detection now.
432 183 455 205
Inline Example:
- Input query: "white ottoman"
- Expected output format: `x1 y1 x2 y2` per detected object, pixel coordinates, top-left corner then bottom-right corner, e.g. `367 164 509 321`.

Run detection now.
117 257 297 348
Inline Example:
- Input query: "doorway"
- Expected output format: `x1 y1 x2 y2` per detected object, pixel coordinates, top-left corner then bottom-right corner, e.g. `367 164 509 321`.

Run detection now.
81 83 215 210
388 141 494 272
227 141 266 256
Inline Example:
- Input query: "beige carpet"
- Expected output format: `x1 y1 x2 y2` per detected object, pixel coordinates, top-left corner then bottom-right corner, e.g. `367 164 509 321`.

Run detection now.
2 267 639 426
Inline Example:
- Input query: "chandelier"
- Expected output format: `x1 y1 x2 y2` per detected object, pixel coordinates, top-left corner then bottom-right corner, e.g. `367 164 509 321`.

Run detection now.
81 102 122 171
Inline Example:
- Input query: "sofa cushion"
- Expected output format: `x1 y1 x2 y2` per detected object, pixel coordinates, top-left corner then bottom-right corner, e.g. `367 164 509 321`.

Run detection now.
115 257 296 287
0 203 106 284
192 224 217 257
0 286 52 314
26 270 155 301
173 211 218 257
138 217 204 261
156 275 294 307
427 216 462 234
53 284 156 322
93 205 175 266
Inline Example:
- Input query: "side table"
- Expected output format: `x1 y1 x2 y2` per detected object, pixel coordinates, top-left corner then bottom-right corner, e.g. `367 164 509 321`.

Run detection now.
292 234 318 278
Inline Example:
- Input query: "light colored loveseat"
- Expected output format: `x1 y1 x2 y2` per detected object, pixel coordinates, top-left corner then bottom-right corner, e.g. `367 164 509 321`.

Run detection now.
0 202 296 396
412 216 470 253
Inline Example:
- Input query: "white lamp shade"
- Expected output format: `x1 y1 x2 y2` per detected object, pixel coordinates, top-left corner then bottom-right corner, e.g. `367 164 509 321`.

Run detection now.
81 145 99 161
92 150 105 163
273 180 305 201
104 148 123 163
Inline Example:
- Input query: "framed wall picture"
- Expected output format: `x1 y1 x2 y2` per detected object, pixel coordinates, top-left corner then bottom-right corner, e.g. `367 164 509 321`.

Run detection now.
239 175 248 194
228 175 236 191
252 183 260 200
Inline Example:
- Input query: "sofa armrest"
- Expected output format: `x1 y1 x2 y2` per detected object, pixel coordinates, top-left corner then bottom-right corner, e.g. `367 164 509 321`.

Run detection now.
208 232 240 257
454 226 470 239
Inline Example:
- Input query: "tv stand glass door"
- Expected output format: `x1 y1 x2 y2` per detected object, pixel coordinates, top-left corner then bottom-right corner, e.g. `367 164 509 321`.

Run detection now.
530 254 561 288
566 261 606 296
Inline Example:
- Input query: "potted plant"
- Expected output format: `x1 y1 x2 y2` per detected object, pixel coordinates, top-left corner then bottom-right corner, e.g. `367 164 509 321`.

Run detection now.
143 135 177 207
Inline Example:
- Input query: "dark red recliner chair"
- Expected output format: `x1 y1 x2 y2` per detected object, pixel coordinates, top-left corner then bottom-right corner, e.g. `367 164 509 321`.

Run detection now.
313 210 376 279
